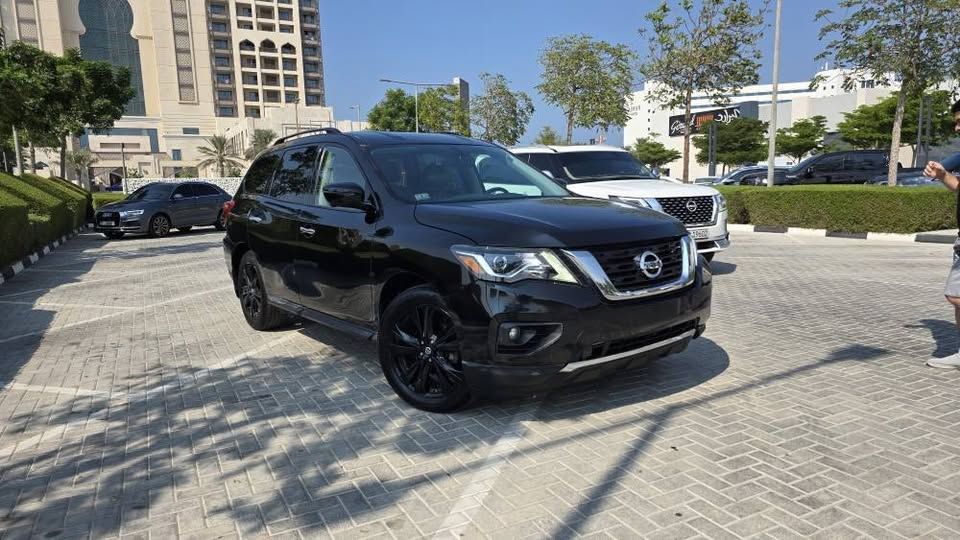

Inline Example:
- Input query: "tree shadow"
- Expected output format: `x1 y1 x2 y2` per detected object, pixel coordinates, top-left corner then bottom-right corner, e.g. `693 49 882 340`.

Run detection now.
906 319 957 358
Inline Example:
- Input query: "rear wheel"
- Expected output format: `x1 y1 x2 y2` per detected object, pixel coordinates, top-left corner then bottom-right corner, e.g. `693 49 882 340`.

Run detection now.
102 232 124 240
148 214 171 238
177 226 193 233
379 287 470 412
214 211 226 231
237 251 288 331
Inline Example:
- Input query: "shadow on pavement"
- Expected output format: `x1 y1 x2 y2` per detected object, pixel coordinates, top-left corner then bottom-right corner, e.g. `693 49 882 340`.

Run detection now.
907 319 958 358
708 261 737 275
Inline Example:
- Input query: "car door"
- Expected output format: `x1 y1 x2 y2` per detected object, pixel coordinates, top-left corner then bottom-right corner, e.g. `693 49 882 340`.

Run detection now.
191 183 224 225
295 144 376 324
169 184 198 226
810 154 845 184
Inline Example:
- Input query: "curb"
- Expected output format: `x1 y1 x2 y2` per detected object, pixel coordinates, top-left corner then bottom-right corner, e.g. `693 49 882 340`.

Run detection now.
0 225 91 286
728 224 955 244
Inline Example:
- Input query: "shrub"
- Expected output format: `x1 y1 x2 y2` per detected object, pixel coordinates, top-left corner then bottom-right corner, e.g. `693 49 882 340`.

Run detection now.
0 190 30 268
93 192 126 209
716 185 956 234
20 174 90 228
0 173 72 237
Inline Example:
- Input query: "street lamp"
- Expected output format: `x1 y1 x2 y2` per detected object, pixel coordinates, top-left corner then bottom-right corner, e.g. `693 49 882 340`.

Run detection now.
765 0 783 187
349 105 361 131
292 97 300 133
379 78 448 133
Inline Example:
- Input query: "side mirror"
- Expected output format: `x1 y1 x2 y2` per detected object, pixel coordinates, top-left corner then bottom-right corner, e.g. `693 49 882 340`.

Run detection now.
805 167 814 177
541 170 554 178
323 182 367 210
173 193 184 200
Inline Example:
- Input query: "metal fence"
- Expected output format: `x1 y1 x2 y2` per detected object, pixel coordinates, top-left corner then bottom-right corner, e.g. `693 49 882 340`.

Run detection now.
122 177 243 195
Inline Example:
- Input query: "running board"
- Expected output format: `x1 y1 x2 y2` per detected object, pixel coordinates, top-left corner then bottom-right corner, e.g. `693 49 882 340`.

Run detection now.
269 296 376 340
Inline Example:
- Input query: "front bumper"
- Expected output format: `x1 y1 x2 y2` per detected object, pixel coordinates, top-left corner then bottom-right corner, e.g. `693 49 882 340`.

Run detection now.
687 210 729 253
94 213 147 234
454 264 712 398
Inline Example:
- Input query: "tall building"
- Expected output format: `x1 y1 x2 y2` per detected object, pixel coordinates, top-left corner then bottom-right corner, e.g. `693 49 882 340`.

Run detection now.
0 0 339 182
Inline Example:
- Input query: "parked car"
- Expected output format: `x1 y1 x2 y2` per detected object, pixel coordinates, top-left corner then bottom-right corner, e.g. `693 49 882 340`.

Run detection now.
868 152 960 186
511 145 729 262
224 130 712 412
718 166 788 186
95 181 231 239
694 176 722 185
865 176 945 187
783 150 894 184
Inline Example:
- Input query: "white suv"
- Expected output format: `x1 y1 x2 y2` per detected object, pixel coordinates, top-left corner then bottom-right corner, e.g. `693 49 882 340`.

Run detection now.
511 145 730 261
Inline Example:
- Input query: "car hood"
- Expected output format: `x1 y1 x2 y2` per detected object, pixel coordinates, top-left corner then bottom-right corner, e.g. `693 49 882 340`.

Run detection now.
414 197 686 248
564 179 719 199
98 200 144 211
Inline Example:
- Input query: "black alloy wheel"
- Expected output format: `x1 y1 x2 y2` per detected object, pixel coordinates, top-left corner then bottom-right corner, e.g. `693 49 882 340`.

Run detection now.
149 214 171 238
380 287 470 412
237 251 288 330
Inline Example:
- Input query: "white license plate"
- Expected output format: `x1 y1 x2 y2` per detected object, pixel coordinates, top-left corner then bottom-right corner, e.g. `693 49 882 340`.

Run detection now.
99 220 116 226
689 228 709 240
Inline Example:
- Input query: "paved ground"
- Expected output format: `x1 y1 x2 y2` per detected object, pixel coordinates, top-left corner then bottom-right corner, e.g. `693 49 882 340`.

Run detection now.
2 228 960 539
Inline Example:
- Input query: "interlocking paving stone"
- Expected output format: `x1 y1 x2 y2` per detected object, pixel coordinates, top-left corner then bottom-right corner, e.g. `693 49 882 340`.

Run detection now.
1 230 960 538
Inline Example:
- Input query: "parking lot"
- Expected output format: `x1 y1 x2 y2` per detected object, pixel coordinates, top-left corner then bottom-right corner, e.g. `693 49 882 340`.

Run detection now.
2 229 960 539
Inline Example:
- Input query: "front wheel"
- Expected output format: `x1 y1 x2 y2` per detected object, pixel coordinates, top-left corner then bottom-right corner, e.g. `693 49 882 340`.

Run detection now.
148 214 171 238
102 231 124 240
379 287 470 412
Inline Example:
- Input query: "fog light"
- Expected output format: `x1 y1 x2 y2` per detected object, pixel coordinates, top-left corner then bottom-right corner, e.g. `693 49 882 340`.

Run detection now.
508 327 521 342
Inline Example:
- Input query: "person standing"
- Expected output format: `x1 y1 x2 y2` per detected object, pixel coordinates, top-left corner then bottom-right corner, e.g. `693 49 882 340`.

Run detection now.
925 99 960 368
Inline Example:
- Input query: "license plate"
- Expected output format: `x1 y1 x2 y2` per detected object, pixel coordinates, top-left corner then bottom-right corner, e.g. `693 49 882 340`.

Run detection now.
689 228 708 239
99 220 116 226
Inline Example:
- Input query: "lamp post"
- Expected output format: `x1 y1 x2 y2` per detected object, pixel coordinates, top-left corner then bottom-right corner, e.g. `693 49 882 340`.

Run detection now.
349 105 361 131
379 78 448 132
766 0 782 187
292 97 300 133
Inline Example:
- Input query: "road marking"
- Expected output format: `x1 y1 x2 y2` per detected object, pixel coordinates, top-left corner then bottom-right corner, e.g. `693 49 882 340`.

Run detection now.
432 404 539 539
0 300 139 310
0 286 233 344
0 382 121 398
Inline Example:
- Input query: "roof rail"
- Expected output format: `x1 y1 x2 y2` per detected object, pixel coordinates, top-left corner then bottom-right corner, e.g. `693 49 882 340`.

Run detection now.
272 127 342 146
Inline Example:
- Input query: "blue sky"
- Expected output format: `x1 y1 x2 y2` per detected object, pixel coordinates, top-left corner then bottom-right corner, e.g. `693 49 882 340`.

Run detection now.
321 0 838 145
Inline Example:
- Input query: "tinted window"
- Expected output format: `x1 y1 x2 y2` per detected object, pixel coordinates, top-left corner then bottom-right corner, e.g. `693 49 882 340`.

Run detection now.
193 183 221 196
243 153 281 194
846 152 884 170
316 146 366 207
270 145 320 205
126 184 172 201
173 184 196 198
370 144 568 204
556 151 656 182
525 154 558 176
813 155 844 171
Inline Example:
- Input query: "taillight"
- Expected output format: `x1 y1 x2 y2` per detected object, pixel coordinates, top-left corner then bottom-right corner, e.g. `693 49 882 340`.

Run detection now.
222 200 236 220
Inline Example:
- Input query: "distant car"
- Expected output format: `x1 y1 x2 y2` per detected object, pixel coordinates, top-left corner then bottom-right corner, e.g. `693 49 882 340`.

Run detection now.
783 150 893 184
694 176 722 185
94 181 231 239
718 166 788 186
868 152 960 186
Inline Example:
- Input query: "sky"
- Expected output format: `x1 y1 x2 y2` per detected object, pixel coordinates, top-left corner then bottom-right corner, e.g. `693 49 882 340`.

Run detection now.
321 0 839 146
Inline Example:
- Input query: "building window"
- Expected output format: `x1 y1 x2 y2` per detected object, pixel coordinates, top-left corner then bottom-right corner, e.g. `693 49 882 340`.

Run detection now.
303 46 318 57
284 75 298 87
239 40 255 52
285 92 299 102
170 0 197 101
263 74 280 86
303 31 317 42
281 43 297 55
257 6 274 18
305 77 320 89
78 0 147 115
278 8 293 21
282 59 297 71
182 127 200 135
241 56 257 68
306 95 321 106
209 3 226 14
246 107 261 118
244 91 259 101
236 4 252 17
210 21 227 32
279 25 294 34
215 56 231 67
242 73 258 85
216 73 232 84
264 90 281 103
262 58 279 70
217 90 234 100
304 62 319 73
302 14 317 24
172 149 182 161
218 106 236 117
212 38 229 50
258 22 275 31
238 21 253 30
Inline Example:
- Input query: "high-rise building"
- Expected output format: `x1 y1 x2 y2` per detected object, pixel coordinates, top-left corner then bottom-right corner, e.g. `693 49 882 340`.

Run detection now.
0 0 339 182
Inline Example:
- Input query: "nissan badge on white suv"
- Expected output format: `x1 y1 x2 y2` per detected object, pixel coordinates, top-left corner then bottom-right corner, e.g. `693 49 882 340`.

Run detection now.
512 145 729 261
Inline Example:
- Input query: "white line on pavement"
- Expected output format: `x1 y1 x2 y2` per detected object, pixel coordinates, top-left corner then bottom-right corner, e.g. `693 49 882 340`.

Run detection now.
0 285 233 345
0 300 139 310
1 382 120 398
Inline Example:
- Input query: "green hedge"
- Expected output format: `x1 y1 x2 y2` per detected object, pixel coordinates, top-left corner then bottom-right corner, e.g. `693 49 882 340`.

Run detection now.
0 190 30 268
716 185 956 234
20 174 91 228
93 192 126 209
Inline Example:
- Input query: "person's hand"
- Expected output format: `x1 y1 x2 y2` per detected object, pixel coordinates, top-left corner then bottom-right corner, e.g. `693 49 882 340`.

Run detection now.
925 161 947 181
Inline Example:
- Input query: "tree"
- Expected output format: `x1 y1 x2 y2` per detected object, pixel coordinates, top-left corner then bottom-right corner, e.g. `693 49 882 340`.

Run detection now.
196 135 244 177
537 34 636 144
65 149 97 183
245 129 277 160
533 126 561 145
836 91 958 151
0 42 60 174
639 0 765 182
630 135 682 169
417 85 470 135
816 0 960 185
367 88 416 132
775 115 828 163
692 117 768 172
470 73 534 145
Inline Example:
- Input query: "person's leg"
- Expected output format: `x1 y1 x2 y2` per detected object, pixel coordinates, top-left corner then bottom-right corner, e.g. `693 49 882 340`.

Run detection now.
928 295 960 368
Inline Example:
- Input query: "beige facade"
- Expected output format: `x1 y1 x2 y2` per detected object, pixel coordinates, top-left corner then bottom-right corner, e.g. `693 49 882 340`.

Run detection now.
0 0 335 183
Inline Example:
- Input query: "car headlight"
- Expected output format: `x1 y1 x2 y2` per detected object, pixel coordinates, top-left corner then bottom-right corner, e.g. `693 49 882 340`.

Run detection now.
612 196 663 212
714 194 727 212
119 209 144 217
451 246 578 284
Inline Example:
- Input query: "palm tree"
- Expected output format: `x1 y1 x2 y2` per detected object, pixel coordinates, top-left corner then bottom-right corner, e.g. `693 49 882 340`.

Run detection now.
65 149 98 188
196 134 244 177
245 129 278 160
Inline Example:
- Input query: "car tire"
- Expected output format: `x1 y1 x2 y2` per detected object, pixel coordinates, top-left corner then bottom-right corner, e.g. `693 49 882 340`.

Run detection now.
237 251 289 331
214 210 226 231
177 226 193 233
148 214 171 238
102 232 124 240
379 286 471 413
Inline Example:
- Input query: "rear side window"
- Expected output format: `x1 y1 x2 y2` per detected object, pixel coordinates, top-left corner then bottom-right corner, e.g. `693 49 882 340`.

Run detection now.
194 183 220 196
172 184 196 198
526 153 558 176
846 152 884 170
813 155 844 171
270 145 320 205
244 152 281 194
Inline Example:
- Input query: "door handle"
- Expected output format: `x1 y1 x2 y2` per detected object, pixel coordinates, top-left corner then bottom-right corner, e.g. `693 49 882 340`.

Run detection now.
248 215 263 223
299 226 316 237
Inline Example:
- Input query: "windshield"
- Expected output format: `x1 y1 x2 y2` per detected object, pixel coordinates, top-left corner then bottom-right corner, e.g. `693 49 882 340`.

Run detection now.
789 155 820 174
556 151 656 182
126 185 171 201
369 144 568 204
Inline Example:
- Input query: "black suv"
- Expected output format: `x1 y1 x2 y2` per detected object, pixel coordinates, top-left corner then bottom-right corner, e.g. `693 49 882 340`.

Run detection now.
783 150 892 184
223 129 712 412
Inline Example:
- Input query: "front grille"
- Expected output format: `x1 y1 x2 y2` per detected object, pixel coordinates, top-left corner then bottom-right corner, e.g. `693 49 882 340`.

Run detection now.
585 320 697 361
656 196 715 225
590 238 684 291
